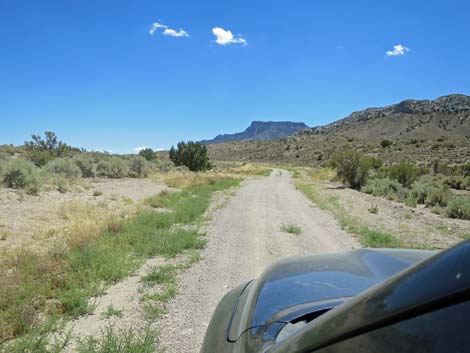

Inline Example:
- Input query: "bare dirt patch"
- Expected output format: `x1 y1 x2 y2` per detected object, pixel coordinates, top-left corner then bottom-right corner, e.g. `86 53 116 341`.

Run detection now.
0 178 169 251
315 181 467 249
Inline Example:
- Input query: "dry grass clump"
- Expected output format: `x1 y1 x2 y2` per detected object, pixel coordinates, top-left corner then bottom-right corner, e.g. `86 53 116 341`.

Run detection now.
150 171 235 189
218 162 272 176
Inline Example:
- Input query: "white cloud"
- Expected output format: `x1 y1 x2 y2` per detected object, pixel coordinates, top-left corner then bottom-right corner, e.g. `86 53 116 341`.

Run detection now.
163 28 189 37
149 21 189 38
212 27 247 46
149 22 167 35
386 44 410 56
134 146 165 153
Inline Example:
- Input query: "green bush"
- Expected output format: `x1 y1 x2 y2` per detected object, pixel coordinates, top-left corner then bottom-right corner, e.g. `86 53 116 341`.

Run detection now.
442 176 462 190
74 155 96 178
409 177 450 207
96 157 129 178
138 148 156 161
464 176 470 191
45 158 82 179
169 141 212 172
330 149 371 189
446 196 470 220
380 139 393 148
128 156 149 178
2 158 43 194
387 162 419 187
361 178 404 200
25 131 79 166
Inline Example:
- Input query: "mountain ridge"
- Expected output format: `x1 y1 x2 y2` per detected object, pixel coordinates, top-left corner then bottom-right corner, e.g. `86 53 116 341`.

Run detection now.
303 94 470 139
200 121 308 145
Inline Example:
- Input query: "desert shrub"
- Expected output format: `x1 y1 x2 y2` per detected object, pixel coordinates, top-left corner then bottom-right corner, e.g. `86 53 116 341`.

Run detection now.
409 177 450 207
25 131 79 166
2 158 43 194
464 176 470 191
364 156 383 170
387 162 419 187
442 176 465 190
45 158 82 179
446 196 470 220
96 157 129 178
460 164 470 177
169 141 212 172
380 139 393 148
330 149 370 189
74 155 96 178
128 156 149 178
361 178 403 199
430 160 451 176
138 148 156 161
425 187 450 207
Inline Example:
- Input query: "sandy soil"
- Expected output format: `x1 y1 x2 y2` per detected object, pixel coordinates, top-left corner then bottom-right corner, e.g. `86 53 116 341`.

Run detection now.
317 181 467 249
0 178 169 250
155 170 358 353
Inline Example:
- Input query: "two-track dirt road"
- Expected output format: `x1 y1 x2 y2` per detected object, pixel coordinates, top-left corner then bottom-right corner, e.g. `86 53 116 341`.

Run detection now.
158 169 358 352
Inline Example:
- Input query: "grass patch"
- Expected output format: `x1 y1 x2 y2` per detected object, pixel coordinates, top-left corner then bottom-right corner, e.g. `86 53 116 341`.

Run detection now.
144 284 177 304
0 176 240 346
296 182 403 248
101 305 123 319
142 304 166 321
77 327 160 353
142 265 176 286
280 223 302 235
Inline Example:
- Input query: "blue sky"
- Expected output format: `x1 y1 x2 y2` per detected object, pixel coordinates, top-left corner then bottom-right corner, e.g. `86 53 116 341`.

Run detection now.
1 0 469 153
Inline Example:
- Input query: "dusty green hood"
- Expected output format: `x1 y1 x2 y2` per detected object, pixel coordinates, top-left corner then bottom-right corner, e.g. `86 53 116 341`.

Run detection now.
201 248 435 353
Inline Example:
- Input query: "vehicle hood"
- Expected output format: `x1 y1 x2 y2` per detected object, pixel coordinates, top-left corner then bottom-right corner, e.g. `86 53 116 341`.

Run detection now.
228 248 435 352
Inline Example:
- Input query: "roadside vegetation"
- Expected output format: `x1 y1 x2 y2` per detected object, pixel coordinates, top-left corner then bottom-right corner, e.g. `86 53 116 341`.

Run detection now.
77 327 159 353
329 149 470 221
169 141 212 171
296 182 402 248
0 167 240 352
0 132 174 195
280 223 302 235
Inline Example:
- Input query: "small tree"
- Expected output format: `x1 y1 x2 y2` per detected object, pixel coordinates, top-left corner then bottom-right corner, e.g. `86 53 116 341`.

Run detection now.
169 141 212 171
387 162 419 187
331 149 371 189
25 131 76 166
138 147 156 161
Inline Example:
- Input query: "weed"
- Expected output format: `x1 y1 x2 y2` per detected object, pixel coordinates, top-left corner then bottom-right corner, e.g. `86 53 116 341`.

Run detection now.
77 326 159 353
144 284 177 303
280 223 302 235
296 182 403 248
368 204 379 214
142 265 175 286
101 305 123 319
93 190 103 197
0 177 240 343
142 304 166 321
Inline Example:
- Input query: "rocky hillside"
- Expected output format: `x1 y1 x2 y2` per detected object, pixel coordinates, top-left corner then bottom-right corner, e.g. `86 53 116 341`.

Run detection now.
200 121 308 144
206 94 470 166
306 94 470 139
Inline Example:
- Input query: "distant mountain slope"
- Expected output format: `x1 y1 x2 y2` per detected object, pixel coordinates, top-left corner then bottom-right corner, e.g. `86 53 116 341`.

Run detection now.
206 94 470 166
200 121 308 144
305 94 470 139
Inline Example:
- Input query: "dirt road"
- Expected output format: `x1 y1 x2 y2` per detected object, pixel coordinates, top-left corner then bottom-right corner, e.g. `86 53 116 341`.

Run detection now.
158 169 358 352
